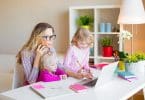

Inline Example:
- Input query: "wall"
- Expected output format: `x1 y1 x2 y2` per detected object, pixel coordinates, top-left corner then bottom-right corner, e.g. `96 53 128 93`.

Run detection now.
0 0 120 54
124 24 145 53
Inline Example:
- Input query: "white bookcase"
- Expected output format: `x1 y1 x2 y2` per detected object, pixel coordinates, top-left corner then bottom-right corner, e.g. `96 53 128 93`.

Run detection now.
69 5 123 64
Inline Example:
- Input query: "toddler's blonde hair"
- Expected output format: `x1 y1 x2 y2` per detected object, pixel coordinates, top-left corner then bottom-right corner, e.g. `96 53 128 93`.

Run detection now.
71 28 93 47
40 53 57 70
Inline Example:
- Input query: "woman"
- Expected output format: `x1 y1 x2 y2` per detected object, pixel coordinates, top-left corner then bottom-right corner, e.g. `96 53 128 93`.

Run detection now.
16 22 57 85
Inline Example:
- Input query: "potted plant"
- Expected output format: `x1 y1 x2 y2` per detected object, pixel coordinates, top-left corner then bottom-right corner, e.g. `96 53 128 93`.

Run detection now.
117 51 128 72
100 37 113 57
124 52 145 76
76 15 93 29
134 52 145 61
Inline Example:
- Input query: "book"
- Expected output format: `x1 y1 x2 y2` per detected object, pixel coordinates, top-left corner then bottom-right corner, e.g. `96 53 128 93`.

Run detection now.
118 71 137 79
30 82 73 100
118 75 137 82
69 83 88 93
90 63 109 69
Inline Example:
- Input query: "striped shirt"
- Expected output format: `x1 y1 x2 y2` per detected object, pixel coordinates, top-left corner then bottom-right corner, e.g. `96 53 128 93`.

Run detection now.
21 48 58 84
63 45 90 73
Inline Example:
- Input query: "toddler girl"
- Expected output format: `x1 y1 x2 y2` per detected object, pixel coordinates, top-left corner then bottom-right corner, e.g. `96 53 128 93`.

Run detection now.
37 50 67 82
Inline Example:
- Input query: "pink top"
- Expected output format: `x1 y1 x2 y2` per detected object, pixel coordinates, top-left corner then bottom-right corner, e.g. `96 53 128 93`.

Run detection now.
37 68 66 82
63 45 90 73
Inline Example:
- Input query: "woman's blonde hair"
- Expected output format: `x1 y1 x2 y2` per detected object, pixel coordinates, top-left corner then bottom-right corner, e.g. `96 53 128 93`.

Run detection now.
16 22 55 64
71 28 93 47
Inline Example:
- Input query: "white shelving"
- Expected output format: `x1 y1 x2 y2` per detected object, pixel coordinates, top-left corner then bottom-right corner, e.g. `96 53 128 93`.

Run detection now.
69 5 122 64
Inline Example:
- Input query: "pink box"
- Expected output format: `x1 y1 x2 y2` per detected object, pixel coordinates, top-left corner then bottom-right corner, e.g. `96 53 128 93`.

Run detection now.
69 83 88 93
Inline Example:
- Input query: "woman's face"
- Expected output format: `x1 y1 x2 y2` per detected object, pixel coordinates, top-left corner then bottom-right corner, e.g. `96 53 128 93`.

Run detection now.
39 28 56 48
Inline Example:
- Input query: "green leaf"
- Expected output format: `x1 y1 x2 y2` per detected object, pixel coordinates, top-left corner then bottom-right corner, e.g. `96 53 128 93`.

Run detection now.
76 15 93 26
100 37 112 46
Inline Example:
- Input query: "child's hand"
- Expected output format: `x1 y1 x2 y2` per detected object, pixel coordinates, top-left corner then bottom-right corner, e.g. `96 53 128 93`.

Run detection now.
83 73 93 79
75 73 84 79
60 75 67 80
77 67 84 73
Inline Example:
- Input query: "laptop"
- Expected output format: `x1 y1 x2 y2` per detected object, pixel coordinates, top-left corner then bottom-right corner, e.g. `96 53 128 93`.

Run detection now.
77 61 118 88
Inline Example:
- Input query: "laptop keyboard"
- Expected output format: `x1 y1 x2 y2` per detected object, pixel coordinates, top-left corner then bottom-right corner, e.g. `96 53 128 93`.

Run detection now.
82 78 98 87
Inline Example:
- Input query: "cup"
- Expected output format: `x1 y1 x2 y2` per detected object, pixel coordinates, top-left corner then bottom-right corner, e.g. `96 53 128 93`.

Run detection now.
106 23 112 32
99 23 105 32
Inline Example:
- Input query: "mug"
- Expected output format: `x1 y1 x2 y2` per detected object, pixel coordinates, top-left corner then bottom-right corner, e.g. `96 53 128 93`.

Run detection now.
99 23 105 32
106 23 112 32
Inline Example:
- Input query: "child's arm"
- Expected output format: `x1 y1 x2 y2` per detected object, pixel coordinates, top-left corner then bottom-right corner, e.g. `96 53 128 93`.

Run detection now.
80 49 93 79
65 70 84 79
83 49 90 70
63 46 80 72
55 68 68 80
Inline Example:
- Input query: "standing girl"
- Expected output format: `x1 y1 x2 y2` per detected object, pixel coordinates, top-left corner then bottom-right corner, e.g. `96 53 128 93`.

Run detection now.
16 22 59 85
63 28 93 79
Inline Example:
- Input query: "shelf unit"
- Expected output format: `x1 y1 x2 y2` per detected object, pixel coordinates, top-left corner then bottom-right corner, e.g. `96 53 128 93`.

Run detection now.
69 5 122 64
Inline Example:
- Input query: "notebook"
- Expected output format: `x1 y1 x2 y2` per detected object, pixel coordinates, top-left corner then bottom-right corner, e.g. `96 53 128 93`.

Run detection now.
118 71 137 82
118 71 136 79
90 63 109 69
30 82 73 100
69 83 88 93
77 61 118 88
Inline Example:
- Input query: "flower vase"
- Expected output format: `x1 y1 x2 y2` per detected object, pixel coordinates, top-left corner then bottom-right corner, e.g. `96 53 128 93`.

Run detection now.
126 61 145 77
137 60 145 74
118 61 125 72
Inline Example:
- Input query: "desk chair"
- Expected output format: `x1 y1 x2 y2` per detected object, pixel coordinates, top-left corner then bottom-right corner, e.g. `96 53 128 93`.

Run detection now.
0 54 15 92
12 63 25 89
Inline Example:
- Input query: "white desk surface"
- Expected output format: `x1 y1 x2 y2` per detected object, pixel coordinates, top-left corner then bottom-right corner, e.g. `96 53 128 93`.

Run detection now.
1 71 145 100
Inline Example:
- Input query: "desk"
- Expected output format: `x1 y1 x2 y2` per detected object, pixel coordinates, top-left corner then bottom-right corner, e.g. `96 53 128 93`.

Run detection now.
1 71 145 100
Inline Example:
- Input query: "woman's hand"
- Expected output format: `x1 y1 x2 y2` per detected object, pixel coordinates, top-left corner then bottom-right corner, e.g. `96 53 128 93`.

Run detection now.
36 45 48 57
33 45 48 68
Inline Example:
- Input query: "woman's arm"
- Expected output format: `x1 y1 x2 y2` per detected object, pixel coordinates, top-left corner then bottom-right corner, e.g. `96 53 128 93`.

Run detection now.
21 45 47 84
21 50 39 84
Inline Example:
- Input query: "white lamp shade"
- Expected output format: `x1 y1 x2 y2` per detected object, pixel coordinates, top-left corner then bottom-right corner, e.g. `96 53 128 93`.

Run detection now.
118 0 145 24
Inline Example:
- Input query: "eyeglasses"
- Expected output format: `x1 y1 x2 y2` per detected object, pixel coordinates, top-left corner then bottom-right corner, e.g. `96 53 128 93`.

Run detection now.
41 35 56 41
